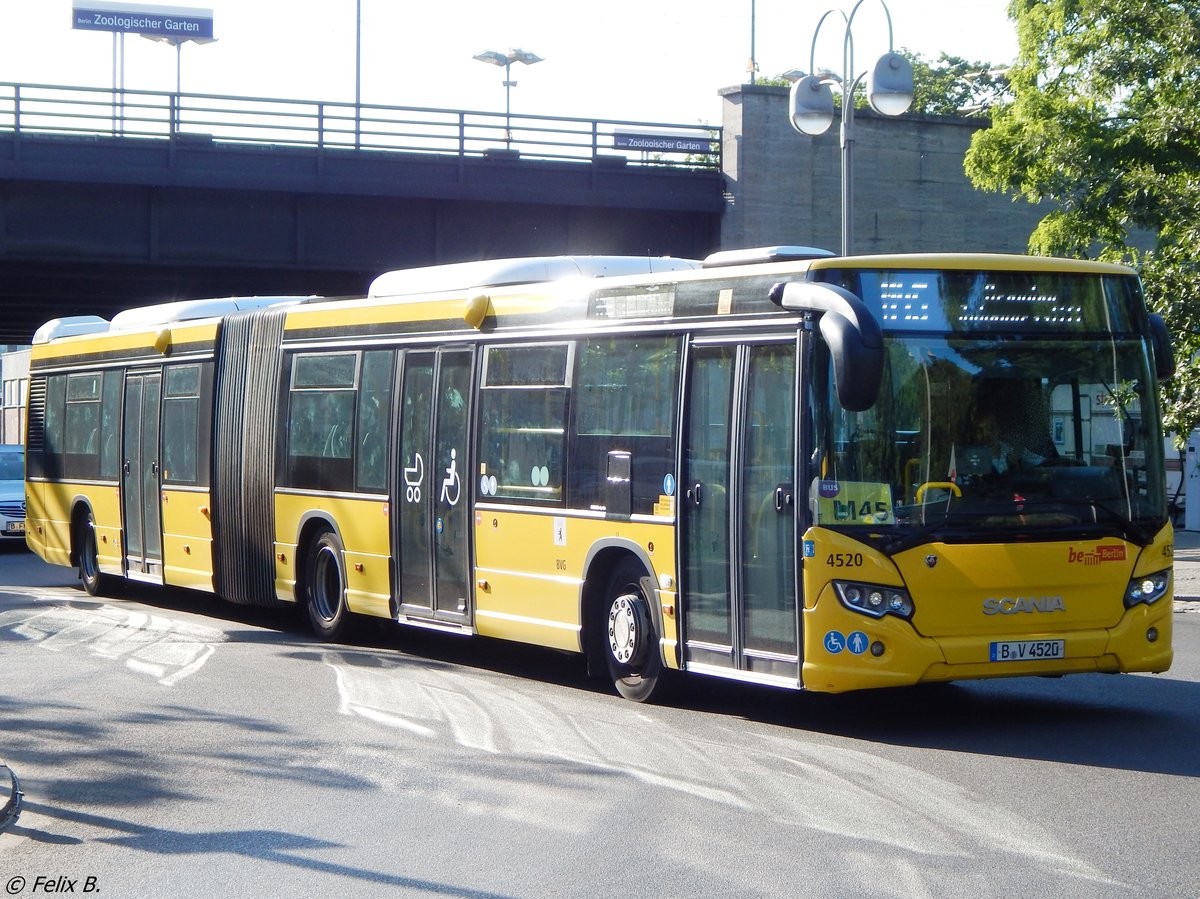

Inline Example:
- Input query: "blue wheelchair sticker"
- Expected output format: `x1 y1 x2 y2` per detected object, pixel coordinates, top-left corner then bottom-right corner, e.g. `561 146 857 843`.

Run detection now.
823 630 846 654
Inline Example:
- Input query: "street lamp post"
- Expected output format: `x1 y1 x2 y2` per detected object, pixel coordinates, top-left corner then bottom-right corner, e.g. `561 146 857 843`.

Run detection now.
787 0 914 255
141 33 217 135
355 0 362 148
473 48 543 148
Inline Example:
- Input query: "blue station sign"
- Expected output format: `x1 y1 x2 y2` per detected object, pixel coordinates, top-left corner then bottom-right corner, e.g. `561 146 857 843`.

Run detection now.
72 1 213 40
613 131 713 154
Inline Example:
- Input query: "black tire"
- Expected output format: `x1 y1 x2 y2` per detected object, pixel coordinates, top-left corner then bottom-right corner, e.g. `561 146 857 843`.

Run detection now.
77 511 110 597
303 529 350 641
602 559 668 703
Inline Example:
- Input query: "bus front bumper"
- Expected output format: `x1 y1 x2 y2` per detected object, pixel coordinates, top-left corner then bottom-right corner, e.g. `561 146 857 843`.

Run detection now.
800 594 1174 694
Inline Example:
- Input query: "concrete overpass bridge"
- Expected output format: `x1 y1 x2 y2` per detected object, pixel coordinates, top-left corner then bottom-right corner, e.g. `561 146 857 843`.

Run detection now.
0 83 723 343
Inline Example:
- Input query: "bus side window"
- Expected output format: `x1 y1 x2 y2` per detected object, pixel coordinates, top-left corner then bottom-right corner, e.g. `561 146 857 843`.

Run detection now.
355 350 393 494
63 372 102 480
285 352 358 491
162 364 202 484
99 370 123 481
477 344 570 505
571 336 680 515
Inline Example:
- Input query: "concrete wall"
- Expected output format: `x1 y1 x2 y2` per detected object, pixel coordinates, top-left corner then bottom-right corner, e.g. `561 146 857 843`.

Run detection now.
719 84 1048 254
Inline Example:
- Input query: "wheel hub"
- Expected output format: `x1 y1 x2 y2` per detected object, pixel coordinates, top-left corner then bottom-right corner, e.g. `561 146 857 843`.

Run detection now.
608 594 639 664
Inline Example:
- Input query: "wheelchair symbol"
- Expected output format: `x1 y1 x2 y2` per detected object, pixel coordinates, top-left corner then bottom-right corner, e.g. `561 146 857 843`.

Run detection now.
440 448 461 506
823 630 846 654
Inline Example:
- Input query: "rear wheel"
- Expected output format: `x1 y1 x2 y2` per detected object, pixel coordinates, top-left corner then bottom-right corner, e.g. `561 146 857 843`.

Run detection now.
77 511 110 597
303 530 349 641
602 559 667 703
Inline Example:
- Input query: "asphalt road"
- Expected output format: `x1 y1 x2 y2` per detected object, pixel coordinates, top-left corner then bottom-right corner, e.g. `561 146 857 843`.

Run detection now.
1 543 1198 898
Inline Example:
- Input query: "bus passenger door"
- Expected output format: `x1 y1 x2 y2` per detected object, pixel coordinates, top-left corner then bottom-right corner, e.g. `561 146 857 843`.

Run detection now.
395 349 473 624
121 369 164 583
681 339 798 684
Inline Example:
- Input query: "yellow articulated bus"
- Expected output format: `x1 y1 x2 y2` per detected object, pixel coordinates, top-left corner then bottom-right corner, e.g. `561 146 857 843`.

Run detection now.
24 248 1176 701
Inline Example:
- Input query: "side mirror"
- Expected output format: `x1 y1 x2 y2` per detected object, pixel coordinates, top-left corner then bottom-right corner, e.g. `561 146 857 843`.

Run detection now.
1148 313 1175 381
770 281 884 412
819 309 884 411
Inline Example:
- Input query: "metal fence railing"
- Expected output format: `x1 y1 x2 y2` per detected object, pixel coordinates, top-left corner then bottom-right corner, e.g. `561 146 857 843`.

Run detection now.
0 82 721 171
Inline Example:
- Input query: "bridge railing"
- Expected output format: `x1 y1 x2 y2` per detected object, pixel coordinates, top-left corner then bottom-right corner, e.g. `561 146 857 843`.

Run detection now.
0 82 721 170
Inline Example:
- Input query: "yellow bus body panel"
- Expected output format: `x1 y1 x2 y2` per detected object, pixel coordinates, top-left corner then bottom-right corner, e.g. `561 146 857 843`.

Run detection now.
24 480 50 563
474 508 678 663
26 481 122 576
160 487 215 591
273 492 392 616
801 526 1173 693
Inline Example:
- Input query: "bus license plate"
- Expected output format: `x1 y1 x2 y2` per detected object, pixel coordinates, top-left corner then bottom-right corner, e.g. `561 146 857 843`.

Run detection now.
990 639 1065 662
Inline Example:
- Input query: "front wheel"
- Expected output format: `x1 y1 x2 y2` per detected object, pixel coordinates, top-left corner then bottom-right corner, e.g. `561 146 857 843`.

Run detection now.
602 559 668 703
303 530 350 641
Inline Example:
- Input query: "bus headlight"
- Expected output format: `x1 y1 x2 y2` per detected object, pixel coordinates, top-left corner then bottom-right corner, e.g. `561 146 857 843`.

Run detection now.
1124 569 1170 608
834 581 914 620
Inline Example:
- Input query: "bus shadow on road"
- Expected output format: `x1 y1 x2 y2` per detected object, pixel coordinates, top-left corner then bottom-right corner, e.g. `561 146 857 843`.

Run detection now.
666 671 1200 778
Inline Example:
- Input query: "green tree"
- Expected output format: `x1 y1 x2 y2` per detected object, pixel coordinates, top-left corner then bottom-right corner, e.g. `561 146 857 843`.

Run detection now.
964 0 1200 440
903 51 1009 116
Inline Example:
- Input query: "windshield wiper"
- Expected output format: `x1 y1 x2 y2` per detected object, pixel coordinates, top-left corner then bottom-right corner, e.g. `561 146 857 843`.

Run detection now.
870 495 1161 554
986 495 1158 544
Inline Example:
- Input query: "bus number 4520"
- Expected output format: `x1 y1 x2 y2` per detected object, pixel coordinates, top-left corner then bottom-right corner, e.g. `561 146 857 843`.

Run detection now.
826 553 864 568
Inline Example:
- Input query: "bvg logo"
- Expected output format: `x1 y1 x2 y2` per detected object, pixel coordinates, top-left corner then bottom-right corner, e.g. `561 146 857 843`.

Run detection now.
1067 545 1126 566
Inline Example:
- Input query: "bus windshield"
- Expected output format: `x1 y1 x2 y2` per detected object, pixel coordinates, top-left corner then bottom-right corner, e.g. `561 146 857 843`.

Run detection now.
811 331 1167 544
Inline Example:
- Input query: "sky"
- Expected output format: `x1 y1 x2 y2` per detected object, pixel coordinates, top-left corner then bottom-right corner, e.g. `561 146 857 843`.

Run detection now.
0 1 1020 127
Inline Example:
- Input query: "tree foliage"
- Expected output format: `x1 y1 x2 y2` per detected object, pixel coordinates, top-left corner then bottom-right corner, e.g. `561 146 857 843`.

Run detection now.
901 51 1010 116
964 0 1200 440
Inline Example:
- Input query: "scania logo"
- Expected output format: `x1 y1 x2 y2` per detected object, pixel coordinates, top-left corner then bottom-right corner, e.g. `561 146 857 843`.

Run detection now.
982 596 1066 615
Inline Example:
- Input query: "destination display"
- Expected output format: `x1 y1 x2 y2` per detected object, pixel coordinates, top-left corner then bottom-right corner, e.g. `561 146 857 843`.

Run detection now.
842 269 1140 334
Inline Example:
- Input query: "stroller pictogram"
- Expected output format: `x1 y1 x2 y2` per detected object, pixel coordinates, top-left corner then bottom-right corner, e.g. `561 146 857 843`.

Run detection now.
404 452 424 503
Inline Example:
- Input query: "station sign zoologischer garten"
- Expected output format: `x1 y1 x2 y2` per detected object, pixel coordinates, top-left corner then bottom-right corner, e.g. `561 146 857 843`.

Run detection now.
613 130 714 155
72 1 213 40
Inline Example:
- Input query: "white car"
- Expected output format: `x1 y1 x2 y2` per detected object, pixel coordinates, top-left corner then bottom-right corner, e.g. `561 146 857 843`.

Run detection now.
0 445 26 542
